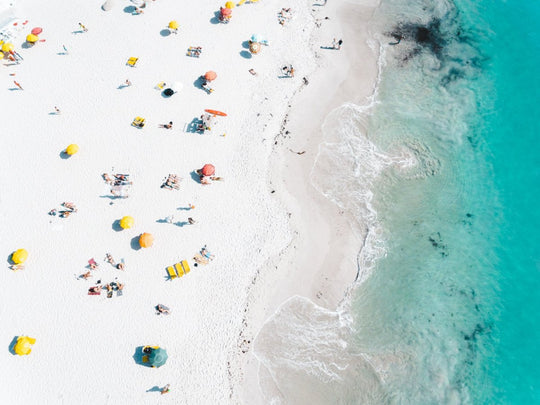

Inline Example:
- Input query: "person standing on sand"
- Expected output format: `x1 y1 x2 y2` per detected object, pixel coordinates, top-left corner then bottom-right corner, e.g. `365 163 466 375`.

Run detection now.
337 39 343 50
160 384 170 395
78 23 88 32
14 80 23 90
54 106 61 114
125 79 132 86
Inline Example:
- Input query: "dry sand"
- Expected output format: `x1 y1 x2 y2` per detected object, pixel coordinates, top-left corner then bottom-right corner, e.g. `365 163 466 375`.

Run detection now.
0 0 380 403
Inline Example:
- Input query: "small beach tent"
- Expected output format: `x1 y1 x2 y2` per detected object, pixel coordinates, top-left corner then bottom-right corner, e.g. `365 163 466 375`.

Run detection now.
143 347 168 368
204 71 217 81
168 20 178 30
139 232 154 248
31 27 42 35
26 33 38 43
120 215 134 229
12 248 28 264
201 164 215 176
65 144 79 155
1 42 13 52
14 336 36 355
225 1 235 8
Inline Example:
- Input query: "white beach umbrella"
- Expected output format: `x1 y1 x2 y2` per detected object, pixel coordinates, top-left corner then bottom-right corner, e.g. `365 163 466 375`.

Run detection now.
171 81 183 92
102 0 115 11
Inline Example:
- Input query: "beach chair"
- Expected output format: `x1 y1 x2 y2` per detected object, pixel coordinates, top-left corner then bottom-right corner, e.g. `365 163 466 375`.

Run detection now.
166 265 177 279
155 81 166 90
126 57 138 67
174 262 185 277
181 260 191 275
132 116 145 128
193 253 209 265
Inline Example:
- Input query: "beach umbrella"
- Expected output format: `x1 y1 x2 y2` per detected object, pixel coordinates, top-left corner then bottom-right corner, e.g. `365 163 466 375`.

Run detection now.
147 347 168 367
204 71 217 81
14 336 36 355
31 27 43 35
139 233 154 248
168 20 178 30
204 109 227 117
250 33 264 43
26 34 39 44
2 42 14 52
12 249 28 264
65 144 79 155
102 0 115 11
201 164 215 176
221 7 232 16
120 216 134 229
0 51 4 59
225 1 235 9
249 42 261 54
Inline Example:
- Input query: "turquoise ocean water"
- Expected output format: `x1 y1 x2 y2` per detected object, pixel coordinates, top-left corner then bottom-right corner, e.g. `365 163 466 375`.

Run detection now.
254 0 539 403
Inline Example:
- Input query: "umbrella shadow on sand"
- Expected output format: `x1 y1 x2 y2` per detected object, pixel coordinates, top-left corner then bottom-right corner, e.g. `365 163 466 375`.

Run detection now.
160 29 171 37
210 12 221 25
123 6 136 13
59 151 71 160
192 76 205 90
112 220 123 232
240 50 252 59
8 336 18 355
190 171 202 184
130 236 142 251
133 346 146 365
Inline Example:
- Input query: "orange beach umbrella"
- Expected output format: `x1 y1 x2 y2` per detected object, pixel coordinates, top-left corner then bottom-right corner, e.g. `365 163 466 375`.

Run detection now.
201 164 215 176
139 233 154 248
204 71 217 81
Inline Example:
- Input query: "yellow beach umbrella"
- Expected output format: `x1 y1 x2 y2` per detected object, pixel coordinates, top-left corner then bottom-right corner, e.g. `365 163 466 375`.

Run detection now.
1 42 14 53
225 1 235 9
12 249 28 264
168 20 179 30
26 34 39 44
139 232 154 248
120 216 134 229
65 144 79 155
0 51 4 59
14 336 36 355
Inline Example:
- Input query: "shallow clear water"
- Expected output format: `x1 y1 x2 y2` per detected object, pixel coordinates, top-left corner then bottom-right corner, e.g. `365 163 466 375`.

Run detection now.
254 0 540 403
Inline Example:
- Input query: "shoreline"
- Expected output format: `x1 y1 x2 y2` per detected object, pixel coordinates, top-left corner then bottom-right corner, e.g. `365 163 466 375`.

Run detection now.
237 0 381 402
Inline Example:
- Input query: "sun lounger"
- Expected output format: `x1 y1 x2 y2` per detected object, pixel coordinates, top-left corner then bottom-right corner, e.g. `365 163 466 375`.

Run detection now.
193 253 209 265
155 81 166 90
126 57 138 67
166 265 178 279
181 260 191 274
132 116 145 128
174 262 185 277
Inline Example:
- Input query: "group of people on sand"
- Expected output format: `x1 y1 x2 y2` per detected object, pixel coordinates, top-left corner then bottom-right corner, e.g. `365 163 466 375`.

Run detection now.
49 202 77 218
80 254 124 280
161 174 181 190
88 281 124 298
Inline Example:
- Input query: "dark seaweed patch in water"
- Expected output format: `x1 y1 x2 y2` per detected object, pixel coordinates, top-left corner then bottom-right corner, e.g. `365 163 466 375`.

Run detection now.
387 18 447 58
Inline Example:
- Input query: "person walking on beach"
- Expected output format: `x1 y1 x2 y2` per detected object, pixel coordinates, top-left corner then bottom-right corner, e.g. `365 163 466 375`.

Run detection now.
54 106 61 114
188 217 196 225
62 45 69 54
78 23 88 32
337 39 343 50
125 79 132 86
13 80 23 90
160 384 170 395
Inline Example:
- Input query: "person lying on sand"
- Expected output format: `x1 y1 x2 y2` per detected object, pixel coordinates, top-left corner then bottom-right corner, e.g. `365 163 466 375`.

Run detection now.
156 304 170 315
201 246 215 260
200 176 212 185
81 271 92 279
105 253 116 266
89 286 102 293
117 262 125 270
62 202 77 211
159 121 173 129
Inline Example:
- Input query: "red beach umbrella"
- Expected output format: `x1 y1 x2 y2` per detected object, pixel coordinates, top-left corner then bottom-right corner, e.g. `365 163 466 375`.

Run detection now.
31 27 43 35
201 164 215 176
204 71 217 81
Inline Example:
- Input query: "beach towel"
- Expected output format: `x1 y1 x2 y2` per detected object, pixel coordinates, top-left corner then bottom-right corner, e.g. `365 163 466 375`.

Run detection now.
117 289 123 297
88 290 101 295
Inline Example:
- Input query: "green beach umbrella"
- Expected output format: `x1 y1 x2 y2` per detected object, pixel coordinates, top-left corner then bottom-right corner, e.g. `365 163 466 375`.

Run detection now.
147 347 168 368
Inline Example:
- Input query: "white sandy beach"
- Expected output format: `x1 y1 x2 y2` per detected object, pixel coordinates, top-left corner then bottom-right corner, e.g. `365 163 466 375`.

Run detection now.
1 0 379 403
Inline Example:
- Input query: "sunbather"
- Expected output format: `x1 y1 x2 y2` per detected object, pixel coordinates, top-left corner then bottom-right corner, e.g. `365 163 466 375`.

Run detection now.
157 304 170 315
59 210 72 218
159 121 173 129
62 202 77 211
89 286 102 293
200 176 211 185
105 253 116 266
102 173 114 184
201 246 215 260
81 271 92 279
